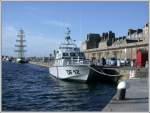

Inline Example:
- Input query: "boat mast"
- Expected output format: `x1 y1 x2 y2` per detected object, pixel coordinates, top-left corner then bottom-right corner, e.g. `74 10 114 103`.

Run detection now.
15 29 26 59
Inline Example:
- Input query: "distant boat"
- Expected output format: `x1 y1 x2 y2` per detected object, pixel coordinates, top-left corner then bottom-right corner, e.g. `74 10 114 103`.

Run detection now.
15 29 28 64
6 57 9 61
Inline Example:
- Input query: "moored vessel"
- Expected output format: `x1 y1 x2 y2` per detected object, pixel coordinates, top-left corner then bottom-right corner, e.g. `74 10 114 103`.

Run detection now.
49 28 91 82
49 28 120 83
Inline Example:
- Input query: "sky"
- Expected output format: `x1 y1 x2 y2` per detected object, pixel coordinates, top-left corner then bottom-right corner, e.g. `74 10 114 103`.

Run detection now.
2 1 148 57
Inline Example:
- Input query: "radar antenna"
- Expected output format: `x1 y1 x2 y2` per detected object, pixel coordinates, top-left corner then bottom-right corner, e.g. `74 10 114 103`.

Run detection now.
65 27 71 41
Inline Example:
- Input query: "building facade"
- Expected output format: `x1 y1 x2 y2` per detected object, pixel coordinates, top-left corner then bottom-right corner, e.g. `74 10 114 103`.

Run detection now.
82 23 149 63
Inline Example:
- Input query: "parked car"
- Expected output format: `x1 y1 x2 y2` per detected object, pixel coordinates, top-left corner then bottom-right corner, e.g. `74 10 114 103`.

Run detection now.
120 59 126 65
117 59 131 66
106 57 117 66
126 59 131 65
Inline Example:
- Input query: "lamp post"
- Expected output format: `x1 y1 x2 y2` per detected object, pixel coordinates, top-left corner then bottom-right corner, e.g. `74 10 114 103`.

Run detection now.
124 48 127 65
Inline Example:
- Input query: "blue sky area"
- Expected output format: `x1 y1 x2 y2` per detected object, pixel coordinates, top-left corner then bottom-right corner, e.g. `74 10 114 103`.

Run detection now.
2 1 148 57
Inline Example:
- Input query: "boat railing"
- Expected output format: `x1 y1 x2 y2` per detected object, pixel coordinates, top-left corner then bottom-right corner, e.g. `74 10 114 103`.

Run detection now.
71 59 92 65
63 59 92 66
52 58 92 66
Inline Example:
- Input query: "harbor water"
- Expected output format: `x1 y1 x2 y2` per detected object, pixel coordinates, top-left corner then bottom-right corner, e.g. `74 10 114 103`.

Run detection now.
2 61 116 111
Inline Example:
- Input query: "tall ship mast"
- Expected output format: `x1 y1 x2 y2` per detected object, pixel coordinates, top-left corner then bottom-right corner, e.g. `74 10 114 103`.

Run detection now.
15 29 28 63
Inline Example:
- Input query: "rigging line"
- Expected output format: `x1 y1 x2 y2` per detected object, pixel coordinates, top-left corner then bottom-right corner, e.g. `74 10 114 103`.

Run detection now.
88 65 120 77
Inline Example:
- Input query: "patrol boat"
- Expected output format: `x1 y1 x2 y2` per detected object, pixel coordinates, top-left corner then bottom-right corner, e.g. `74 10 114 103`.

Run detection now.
49 28 91 82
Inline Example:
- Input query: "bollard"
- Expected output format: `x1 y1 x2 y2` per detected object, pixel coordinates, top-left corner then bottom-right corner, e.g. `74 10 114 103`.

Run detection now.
117 81 127 100
117 60 120 67
129 70 136 78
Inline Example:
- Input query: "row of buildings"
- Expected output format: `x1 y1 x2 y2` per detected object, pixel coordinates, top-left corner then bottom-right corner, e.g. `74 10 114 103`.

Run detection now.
81 23 148 66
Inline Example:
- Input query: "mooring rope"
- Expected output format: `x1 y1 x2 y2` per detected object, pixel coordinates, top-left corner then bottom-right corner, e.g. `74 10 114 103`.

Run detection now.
88 65 120 77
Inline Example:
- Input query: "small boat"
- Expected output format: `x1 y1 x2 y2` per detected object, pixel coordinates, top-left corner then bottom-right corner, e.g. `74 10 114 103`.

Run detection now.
49 28 120 83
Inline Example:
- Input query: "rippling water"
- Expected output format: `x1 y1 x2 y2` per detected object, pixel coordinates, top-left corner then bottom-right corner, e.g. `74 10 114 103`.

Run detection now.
2 61 116 111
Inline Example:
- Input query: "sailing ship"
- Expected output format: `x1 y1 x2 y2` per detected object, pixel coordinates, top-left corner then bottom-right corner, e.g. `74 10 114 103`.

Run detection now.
15 29 28 63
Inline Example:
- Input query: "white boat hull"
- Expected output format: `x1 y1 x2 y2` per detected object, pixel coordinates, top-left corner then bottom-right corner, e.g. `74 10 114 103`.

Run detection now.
49 65 90 82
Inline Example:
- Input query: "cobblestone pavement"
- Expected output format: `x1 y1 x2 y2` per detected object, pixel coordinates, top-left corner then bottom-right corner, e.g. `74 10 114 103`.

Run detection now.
102 78 148 112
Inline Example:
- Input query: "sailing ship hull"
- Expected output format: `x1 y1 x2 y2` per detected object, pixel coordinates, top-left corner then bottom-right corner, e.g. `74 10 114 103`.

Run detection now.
49 65 90 82
16 58 28 64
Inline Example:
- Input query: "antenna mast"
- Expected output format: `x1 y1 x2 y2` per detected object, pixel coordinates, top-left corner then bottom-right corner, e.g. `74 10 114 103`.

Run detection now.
65 27 71 41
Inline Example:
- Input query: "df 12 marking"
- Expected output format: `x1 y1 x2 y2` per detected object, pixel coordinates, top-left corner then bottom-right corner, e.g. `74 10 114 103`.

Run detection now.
66 70 80 75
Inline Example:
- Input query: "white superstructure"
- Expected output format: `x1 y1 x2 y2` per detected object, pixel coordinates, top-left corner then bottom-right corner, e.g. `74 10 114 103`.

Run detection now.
49 28 91 82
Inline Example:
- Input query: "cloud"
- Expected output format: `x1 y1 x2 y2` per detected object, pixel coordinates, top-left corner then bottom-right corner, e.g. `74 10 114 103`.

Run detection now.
43 20 71 28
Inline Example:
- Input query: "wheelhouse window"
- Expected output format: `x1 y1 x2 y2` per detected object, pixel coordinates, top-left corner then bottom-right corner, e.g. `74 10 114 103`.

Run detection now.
63 53 69 57
74 48 79 51
79 52 84 57
70 52 76 57
77 52 85 59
